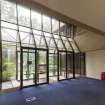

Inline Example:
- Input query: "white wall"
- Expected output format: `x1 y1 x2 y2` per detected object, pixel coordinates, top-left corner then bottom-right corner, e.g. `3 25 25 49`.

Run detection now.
86 50 105 79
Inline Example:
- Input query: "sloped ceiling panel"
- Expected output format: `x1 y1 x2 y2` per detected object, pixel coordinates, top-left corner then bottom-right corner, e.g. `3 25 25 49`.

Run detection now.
74 31 105 52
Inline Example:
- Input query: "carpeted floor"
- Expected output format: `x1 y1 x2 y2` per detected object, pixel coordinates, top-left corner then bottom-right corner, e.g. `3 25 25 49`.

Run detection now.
0 77 105 105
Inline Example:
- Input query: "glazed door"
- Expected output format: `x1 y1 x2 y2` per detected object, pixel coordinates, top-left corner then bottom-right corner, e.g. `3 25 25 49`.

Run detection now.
36 49 48 84
21 48 36 88
20 48 48 88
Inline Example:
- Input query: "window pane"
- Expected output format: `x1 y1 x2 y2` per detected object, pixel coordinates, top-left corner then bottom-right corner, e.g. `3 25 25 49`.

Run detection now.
34 35 46 48
75 53 81 77
44 32 56 49
59 52 66 80
67 52 73 78
54 35 65 50
1 28 18 43
33 30 41 35
2 45 20 89
1 21 17 30
18 5 30 27
37 50 47 84
31 10 41 30
43 15 51 32
33 30 47 48
60 22 66 36
70 40 79 52
67 25 71 37
1 0 17 23
20 32 35 47
61 36 72 51
19 26 31 33
52 19 59 34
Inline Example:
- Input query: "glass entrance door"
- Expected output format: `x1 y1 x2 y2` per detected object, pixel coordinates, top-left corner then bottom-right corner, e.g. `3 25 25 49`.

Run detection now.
21 48 35 87
36 50 48 84
49 53 57 83
20 47 48 88
58 51 67 80
67 52 73 79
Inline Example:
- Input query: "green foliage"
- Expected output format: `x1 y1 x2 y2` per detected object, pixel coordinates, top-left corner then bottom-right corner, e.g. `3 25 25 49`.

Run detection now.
2 70 13 82
49 56 57 72
2 61 16 82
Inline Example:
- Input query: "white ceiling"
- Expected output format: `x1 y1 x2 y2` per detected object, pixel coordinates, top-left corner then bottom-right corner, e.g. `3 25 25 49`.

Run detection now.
33 0 105 33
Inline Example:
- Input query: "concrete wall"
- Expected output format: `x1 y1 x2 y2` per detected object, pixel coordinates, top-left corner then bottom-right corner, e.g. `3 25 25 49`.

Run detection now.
86 50 105 79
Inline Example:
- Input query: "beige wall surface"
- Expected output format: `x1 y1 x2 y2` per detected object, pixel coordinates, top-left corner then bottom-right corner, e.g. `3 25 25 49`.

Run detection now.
74 31 105 52
86 50 105 79
33 0 105 33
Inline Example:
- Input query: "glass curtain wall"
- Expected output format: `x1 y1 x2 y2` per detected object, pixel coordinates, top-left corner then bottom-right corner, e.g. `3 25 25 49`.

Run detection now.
0 0 85 91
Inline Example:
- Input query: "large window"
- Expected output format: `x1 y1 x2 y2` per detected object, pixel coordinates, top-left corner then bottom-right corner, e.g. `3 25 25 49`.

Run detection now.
0 0 85 91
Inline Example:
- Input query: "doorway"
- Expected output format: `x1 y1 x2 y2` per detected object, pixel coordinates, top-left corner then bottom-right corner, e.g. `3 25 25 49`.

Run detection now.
49 53 57 83
20 47 48 88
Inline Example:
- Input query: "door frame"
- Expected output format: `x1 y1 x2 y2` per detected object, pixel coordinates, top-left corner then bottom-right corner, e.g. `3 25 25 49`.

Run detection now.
20 47 49 89
58 50 74 81
58 50 67 81
66 51 74 79
49 53 58 82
